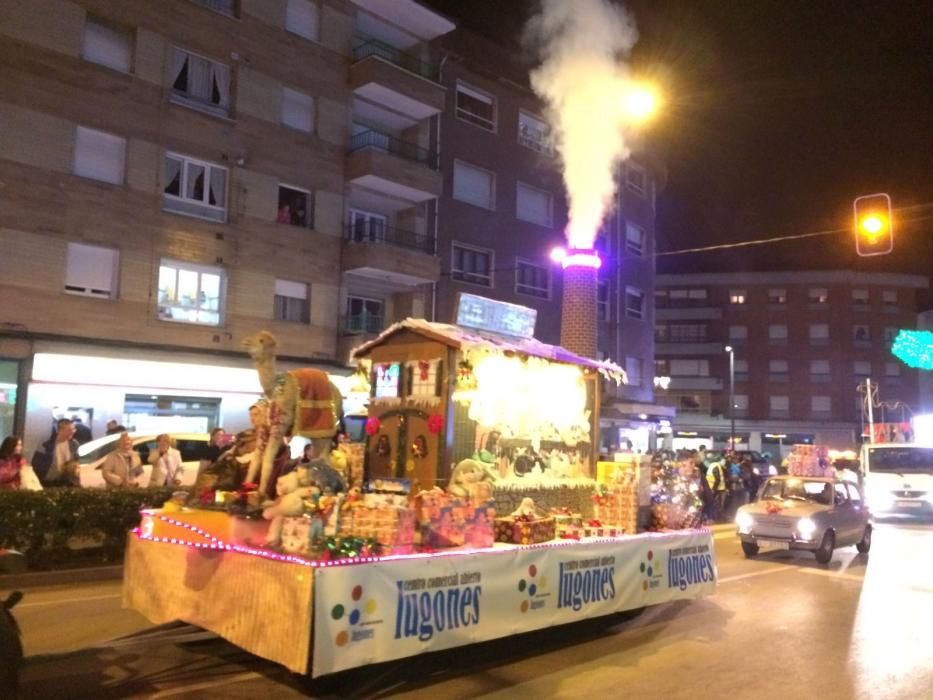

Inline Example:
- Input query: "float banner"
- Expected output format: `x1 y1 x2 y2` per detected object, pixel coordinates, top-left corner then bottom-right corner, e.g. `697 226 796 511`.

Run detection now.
312 529 715 677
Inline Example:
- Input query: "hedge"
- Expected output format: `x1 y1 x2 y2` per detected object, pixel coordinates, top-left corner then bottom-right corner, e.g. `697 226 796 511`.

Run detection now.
0 487 179 569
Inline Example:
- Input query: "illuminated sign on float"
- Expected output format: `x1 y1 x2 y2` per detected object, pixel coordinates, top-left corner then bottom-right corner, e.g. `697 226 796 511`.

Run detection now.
455 293 537 339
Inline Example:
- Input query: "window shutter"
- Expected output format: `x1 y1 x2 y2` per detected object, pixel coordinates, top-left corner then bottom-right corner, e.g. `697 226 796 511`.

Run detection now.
453 161 493 209
286 0 319 41
275 279 307 299
74 127 126 185
82 20 131 72
516 183 550 226
282 88 314 132
66 243 118 297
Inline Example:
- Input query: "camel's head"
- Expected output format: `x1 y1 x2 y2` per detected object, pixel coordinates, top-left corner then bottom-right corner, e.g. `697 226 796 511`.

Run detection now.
242 330 278 361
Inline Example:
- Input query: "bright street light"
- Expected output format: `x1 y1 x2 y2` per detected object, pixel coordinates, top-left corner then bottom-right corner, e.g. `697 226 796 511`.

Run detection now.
621 82 661 124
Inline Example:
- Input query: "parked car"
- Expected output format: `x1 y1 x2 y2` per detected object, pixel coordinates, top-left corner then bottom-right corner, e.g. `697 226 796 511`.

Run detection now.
76 432 210 488
735 476 872 564
734 450 779 477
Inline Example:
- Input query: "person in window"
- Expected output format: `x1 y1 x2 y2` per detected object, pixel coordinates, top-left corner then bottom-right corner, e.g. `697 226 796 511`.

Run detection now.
148 434 183 488
277 204 291 224
101 432 144 488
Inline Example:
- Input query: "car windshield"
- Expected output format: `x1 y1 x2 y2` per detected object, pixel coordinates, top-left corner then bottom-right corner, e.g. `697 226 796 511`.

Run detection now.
761 479 832 505
78 435 122 463
867 447 933 474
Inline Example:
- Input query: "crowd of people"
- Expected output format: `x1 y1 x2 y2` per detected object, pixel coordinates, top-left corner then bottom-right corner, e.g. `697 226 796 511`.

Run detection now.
673 446 767 523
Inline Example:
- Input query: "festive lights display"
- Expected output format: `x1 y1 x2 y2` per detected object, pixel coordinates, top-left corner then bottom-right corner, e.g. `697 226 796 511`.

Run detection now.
892 330 933 370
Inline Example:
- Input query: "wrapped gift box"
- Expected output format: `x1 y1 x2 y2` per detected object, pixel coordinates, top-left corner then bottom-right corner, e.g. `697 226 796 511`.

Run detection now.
342 505 416 547
494 516 556 545
420 501 495 548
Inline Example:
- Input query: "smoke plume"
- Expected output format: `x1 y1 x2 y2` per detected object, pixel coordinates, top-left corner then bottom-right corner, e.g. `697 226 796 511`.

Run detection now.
526 0 639 249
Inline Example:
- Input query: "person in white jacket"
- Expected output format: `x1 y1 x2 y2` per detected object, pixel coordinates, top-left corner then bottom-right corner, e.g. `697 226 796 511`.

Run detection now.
101 432 143 488
148 433 183 487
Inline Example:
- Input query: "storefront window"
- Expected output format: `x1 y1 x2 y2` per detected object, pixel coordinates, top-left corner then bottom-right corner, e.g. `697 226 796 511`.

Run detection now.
0 359 19 439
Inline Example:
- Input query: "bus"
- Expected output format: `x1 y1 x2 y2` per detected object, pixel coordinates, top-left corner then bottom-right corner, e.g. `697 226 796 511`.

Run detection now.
860 443 933 517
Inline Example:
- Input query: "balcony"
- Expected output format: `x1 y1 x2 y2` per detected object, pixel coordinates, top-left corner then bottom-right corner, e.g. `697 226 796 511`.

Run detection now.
655 342 724 356
346 130 441 203
342 223 440 286
668 376 724 391
350 39 446 121
345 312 383 334
656 306 722 321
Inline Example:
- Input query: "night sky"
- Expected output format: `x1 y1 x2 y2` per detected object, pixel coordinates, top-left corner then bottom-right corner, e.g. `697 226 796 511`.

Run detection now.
425 0 933 278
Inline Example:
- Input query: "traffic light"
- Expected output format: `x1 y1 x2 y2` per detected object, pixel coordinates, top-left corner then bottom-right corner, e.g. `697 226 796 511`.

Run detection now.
853 193 893 257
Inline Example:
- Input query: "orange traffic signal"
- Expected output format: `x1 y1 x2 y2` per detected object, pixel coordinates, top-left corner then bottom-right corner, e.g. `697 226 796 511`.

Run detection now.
853 193 893 257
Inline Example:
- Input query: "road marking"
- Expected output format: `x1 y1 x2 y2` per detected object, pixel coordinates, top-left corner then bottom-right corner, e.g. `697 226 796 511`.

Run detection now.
147 671 264 698
718 565 798 584
798 568 865 584
18 593 121 609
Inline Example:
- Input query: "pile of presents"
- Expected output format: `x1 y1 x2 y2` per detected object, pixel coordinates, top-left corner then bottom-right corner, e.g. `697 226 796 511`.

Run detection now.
786 444 834 478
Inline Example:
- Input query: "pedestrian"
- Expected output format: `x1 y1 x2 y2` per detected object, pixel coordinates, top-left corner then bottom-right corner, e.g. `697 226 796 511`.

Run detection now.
32 418 81 487
697 463 714 523
198 427 227 475
105 419 127 436
71 415 93 445
101 432 144 488
706 457 727 521
0 436 25 489
148 433 183 487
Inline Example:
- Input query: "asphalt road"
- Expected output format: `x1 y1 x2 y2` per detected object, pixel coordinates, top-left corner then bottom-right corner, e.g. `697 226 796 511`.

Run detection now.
11 520 933 700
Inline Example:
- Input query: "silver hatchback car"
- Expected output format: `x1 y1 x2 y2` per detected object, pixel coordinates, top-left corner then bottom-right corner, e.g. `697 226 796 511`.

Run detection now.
735 476 872 564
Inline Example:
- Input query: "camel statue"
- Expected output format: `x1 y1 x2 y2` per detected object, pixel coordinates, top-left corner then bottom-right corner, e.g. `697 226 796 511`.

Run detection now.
242 330 344 497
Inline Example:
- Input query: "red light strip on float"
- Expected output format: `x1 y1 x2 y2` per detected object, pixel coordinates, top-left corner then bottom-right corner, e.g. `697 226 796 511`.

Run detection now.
134 517 711 568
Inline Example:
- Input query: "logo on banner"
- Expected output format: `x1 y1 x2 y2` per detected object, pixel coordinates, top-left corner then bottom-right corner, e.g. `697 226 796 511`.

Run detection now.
667 544 715 591
517 564 549 612
639 550 663 590
331 584 380 647
394 571 483 642
557 555 616 612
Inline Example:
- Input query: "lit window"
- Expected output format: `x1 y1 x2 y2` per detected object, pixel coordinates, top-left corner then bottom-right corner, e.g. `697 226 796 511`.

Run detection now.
82 18 132 72
453 160 495 210
169 47 230 116
515 259 550 298
768 288 787 304
282 87 314 133
516 182 552 227
808 287 828 304
456 81 496 131
625 223 645 256
729 289 747 305
73 126 125 185
452 244 493 287
517 111 551 154
277 185 312 228
624 286 644 320
162 153 227 222
157 260 223 326
65 243 119 299
285 0 319 42
273 279 309 323
346 296 383 334
734 395 749 412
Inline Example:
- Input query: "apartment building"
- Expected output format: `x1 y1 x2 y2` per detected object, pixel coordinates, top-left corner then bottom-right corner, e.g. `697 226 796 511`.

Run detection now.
0 0 454 448
654 271 930 453
431 28 668 452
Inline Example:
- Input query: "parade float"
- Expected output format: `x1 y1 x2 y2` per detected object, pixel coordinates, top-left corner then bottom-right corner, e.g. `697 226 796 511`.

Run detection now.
122 297 716 678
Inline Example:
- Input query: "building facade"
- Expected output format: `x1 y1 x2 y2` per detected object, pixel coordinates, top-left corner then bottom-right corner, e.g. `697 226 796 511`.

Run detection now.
654 270 930 454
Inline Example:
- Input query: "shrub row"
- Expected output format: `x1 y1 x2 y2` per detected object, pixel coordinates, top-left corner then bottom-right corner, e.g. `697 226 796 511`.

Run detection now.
0 488 178 569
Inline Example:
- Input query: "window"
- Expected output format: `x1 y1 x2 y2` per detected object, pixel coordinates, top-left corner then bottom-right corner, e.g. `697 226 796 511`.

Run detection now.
594 231 610 256
453 160 495 210
770 395 790 413
625 223 645 256
451 244 493 287
285 0 319 42
852 324 871 342
733 359 748 376
277 185 312 227
169 47 230 116
768 324 788 342
670 359 710 376
281 88 314 133
191 0 237 16
654 359 669 376
273 279 309 323
157 260 223 325
768 288 787 304
456 81 496 131
885 362 901 377
518 111 551 154
808 287 828 304
348 209 387 242
809 323 829 343
728 325 748 340
846 483 863 505
597 280 609 321
82 18 132 72
516 182 552 226
667 288 708 305
163 153 227 222
733 395 749 412
853 360 872 376
668 323 708 342
625 357 642 386
852 289 869 305
811 396 832 413
73 127 125 185
769 359 789 374
729 289 747 305
626 163 646 195
884 327 899 344
65 243 119 298
810 360 831 376
882 290 897 307
515 259 550 298
624 286 644 320
346 296 382 333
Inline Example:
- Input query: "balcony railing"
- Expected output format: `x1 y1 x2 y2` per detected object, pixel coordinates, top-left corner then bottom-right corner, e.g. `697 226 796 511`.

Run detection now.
345 223 435 254
349 129 439 170
345 313 383 334
352 38 439 82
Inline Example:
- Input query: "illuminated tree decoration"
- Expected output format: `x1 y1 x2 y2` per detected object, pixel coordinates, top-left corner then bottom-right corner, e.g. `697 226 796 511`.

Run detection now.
891 330 933 370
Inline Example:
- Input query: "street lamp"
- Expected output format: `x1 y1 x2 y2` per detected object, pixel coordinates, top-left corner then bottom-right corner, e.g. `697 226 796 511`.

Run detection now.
724 345 735 452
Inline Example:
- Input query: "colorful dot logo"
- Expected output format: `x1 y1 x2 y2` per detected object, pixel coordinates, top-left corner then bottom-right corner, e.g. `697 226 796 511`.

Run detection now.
331 583 377 646
517 564 547 612
639 550 655 591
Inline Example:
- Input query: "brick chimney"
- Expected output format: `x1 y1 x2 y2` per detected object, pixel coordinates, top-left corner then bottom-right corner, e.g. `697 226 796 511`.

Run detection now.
559 251 599 359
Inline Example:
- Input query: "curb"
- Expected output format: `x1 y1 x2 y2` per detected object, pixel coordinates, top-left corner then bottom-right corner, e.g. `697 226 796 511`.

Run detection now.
0 564 123 590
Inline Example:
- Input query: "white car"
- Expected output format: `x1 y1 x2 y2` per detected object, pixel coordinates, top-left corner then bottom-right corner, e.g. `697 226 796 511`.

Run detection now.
77 433 210 488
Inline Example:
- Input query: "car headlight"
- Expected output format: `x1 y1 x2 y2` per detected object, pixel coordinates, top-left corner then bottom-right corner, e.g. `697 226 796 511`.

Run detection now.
797 517 817 539
768 465 778 476
736 511 754 532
